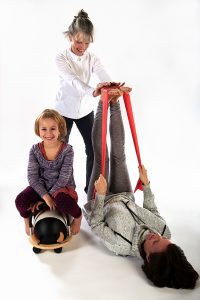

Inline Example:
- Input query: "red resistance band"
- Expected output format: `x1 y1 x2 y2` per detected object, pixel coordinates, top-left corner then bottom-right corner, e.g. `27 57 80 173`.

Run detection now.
101 87 143 193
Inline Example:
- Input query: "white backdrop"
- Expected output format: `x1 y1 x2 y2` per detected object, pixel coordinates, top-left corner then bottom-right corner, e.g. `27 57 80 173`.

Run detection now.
0 1 200 299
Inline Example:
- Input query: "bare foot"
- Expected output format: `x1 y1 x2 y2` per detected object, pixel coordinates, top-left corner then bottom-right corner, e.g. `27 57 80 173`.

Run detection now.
70 213 82 235
25 225 30 236
100 88 122 104
31 233 40 244
24 218 30 236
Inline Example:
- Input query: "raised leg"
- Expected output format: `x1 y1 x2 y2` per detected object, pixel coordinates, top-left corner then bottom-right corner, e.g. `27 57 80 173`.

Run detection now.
109 102 132 193
87 101 109 201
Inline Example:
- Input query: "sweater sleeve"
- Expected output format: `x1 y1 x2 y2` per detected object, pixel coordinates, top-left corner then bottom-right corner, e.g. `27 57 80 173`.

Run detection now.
56 53 94 96
85 194 131 252
142 184 162 218
27 147 48 197
91 54 112 82
143 184 171 237
48 146 75 195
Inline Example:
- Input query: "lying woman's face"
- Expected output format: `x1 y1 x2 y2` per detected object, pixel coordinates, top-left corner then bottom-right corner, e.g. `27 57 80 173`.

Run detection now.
143 233 171 261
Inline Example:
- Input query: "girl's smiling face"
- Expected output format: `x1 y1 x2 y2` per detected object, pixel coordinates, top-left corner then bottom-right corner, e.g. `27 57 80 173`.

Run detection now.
39 118 60 144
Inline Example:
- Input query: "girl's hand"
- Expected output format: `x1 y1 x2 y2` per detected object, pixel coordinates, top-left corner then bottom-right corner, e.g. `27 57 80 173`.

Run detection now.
139 165 149 186
28 201 44 213
94 174 107 195
43 194 56 210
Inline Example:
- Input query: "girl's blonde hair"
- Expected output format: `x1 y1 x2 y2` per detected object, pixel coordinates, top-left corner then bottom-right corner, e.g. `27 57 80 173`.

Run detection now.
34 109 67 141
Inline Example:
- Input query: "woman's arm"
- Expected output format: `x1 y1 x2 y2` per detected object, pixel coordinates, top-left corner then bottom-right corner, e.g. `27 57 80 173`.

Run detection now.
56 53 95 96
86 175 129 246
139 165 166 219
88 193 131 251
92 55 112 82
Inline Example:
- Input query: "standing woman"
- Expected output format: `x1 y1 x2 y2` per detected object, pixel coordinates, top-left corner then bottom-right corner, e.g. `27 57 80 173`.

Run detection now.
55 9 111 193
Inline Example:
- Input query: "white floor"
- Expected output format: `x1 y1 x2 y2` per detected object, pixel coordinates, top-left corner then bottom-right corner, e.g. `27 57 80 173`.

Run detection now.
1 190 200 300
1 118 200 300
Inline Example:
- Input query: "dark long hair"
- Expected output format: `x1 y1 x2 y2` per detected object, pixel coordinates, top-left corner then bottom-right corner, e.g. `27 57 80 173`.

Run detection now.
141 243 199 289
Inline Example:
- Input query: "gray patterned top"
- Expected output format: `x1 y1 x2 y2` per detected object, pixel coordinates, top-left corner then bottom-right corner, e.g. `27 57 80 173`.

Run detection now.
84 184 171 258
27 143 75 197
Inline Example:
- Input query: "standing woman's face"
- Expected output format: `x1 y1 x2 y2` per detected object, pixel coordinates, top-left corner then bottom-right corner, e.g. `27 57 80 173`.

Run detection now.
69 32 91 56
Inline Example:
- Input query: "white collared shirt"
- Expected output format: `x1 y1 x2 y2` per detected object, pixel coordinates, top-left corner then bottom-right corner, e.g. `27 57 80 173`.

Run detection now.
55 48 111 119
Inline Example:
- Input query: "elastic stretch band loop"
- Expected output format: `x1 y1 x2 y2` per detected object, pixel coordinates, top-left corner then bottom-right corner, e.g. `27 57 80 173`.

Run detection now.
101 89 109 177
94 87 143 198
123 92 143 192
